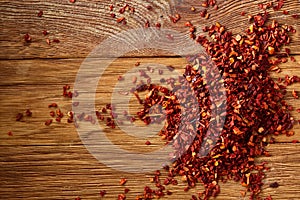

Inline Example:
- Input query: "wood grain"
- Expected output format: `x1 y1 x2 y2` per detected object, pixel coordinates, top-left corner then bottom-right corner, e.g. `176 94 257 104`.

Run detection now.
0 0 300 200
0 144 299 200
0 56 299 199
0 57 299 146
0 0 299 59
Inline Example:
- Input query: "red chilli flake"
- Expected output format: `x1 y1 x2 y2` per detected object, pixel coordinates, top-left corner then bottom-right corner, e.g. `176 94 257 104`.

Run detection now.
269 182 279 188
145 140 151 145
283 10 289 15
124 188 130 194
145 20 150 28
118 194 126 200
44 119 53 126
46 38 51 45
117 17 125 23
55 117 61 122
25 109 32 117
53 39 60 43
118 75 124 81
292 90 299 99
37 10 43 17
7 131 13 136
120 178 127 186
99 190 107 197
69 0 76 3
24 34 31 42
146 5 153 10
42 30 48 36
16 113 23 121
110 13 116 18
48 103 58 108
155 23 161 29
273 0 284 11
170 14 181 23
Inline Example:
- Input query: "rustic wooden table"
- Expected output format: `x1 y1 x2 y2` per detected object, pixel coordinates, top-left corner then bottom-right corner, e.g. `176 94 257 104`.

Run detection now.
0 0 299 199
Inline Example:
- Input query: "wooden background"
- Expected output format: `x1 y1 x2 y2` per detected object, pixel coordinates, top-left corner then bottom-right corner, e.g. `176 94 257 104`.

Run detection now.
0 0 299 199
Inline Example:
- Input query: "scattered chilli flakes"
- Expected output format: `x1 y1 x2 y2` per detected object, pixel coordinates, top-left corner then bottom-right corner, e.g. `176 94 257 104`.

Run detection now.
25 1 299 200
105 10 298 200
180 11 297 199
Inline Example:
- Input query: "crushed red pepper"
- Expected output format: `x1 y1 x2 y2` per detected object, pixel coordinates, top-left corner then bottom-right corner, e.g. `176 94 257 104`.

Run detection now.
25 1 299 200
16 113 23 121
99 190 106 197
37 10 43 17
24 33 31 42
97 8 298 200
120 178 127 186
44 119 53 126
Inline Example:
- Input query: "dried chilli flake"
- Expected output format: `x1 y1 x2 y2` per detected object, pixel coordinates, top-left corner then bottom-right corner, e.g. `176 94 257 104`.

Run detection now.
16 113 24 121
44 119 53 126
24 33 31 42
120 178 127 186
42 30 48 36
37 10 43 17
99 190 106 197
269 182 279 188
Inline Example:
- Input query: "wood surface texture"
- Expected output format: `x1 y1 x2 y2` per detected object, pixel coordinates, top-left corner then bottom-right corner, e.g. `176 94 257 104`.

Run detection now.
0 0 299 200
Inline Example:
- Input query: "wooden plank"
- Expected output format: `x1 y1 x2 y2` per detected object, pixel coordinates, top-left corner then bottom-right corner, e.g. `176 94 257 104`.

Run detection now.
0 144 299 199
0 0 299 59
0 57 299 146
